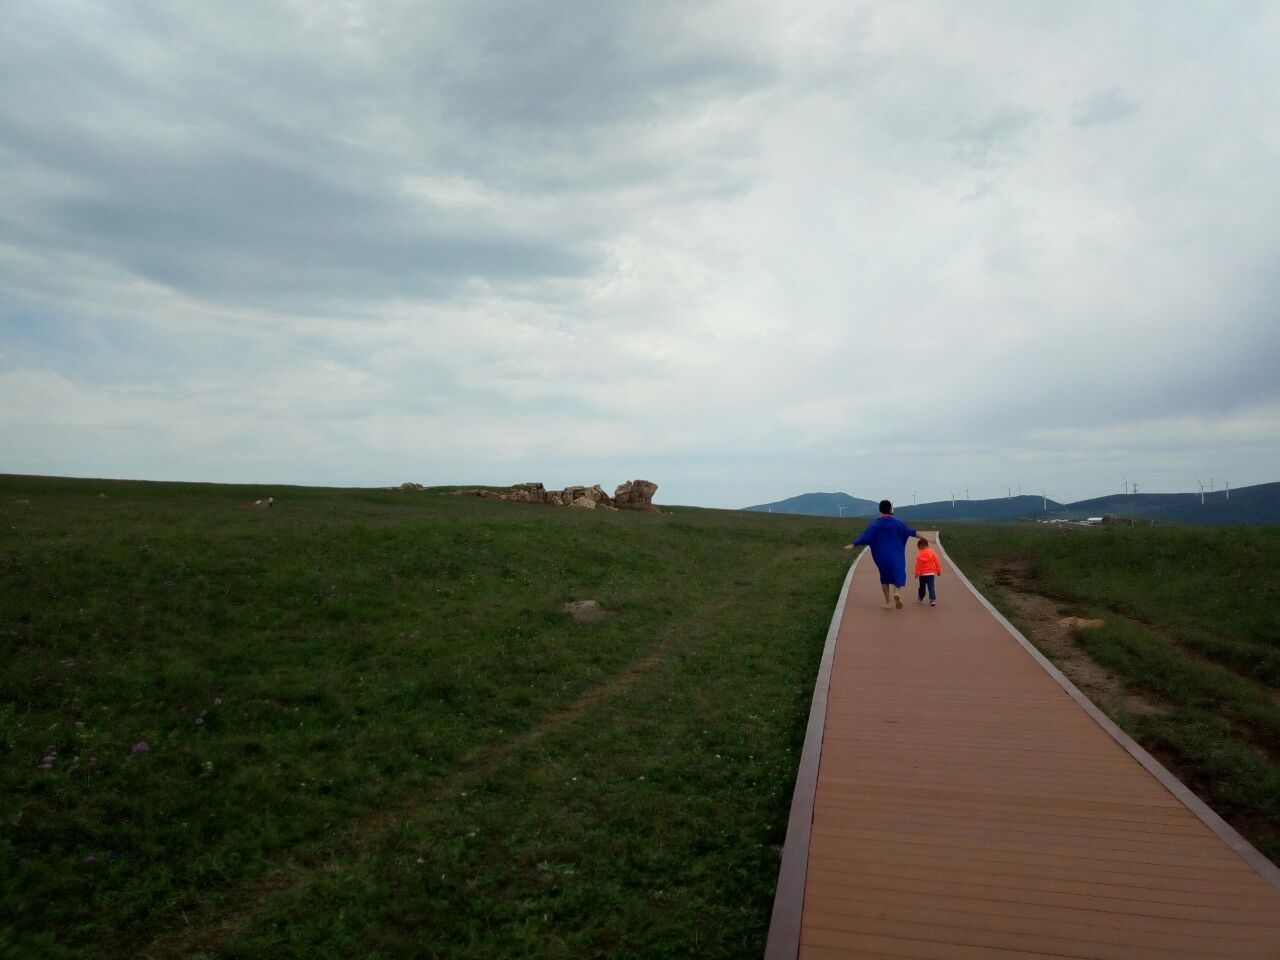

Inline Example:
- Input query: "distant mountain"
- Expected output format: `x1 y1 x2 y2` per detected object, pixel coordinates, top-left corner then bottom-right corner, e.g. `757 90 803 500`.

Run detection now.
742 482 1280 526
743 491 880 518
897 495 1065 523
1060 481 1280 526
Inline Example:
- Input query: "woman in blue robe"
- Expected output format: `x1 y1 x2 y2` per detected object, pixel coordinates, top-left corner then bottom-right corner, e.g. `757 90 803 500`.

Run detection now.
845 499 918 609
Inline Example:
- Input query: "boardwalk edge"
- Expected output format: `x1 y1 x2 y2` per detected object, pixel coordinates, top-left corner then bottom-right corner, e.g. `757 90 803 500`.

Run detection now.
763 553 860 960
935 534 1280 892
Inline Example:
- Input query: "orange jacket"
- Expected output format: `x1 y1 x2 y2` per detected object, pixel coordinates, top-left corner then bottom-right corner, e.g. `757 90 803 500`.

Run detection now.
914 547 941 576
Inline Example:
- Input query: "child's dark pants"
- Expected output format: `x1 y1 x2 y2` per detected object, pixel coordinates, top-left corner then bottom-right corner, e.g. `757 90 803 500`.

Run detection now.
917 575 936 602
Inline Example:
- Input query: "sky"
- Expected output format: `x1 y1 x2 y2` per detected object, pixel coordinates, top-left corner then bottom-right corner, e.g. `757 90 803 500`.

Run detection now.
2 1 1278 509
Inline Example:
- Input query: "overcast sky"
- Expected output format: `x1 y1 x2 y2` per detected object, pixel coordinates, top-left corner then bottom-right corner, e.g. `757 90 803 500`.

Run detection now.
3 1 1278 508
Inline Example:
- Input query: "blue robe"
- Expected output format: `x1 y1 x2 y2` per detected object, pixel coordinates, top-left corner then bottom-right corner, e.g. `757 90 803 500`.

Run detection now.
852 515 918 587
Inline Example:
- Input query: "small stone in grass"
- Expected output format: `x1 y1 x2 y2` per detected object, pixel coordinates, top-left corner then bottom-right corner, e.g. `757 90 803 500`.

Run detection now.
562 600 604 623
131 741 149 754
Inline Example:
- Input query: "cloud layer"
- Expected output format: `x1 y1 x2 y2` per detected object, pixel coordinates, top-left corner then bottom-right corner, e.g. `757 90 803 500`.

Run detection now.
3 1 1278 506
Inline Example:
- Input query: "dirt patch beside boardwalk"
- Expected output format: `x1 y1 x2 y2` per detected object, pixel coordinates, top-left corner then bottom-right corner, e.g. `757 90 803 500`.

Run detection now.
991 560 1167 720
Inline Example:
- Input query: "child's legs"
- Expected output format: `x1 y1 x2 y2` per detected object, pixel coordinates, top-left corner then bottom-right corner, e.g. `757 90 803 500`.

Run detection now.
917 577 926 600
924 575 936 601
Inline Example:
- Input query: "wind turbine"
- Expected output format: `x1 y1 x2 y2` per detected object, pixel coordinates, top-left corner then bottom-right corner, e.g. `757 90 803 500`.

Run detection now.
912 490 917 507
1042 491 1048 511
1005 485 1012 500
1018 483 1023 497
965 486 970 501
1196 477 1205 505
1209 478 1215 494
1123 477 1129 496
950 490 955 508
1225 480 1230 500
838 505 846 518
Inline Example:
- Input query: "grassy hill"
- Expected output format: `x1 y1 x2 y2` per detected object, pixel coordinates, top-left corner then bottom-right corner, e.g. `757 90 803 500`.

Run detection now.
0 474 851 959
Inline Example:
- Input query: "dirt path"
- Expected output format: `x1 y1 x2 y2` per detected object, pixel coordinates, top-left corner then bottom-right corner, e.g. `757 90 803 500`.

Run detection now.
137 550 806 959
988 557 1167 720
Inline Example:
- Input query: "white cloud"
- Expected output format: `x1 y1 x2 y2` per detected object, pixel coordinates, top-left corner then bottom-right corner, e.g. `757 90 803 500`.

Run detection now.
2 1 1279 506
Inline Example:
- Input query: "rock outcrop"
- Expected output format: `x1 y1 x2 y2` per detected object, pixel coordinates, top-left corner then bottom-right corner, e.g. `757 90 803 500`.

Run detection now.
452 479 659 512
613 479 659 512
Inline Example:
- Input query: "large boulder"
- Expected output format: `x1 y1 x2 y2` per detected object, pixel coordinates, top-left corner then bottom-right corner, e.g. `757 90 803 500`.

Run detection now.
614 479 659 512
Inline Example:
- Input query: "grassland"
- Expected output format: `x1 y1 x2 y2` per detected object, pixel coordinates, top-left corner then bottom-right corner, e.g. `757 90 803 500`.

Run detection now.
942 522 1280 863
7 478 1277 959
0 475 851 959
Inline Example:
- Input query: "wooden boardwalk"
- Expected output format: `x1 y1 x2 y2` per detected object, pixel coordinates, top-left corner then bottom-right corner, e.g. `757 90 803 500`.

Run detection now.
766 534 1280 959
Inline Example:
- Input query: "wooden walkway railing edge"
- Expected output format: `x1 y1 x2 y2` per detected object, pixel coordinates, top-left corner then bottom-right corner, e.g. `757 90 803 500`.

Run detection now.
932 535 1280 893
763 533 1280 960
763 553 860 960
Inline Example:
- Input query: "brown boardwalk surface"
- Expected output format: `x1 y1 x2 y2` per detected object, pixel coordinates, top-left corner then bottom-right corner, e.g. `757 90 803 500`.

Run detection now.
766 534 1280 960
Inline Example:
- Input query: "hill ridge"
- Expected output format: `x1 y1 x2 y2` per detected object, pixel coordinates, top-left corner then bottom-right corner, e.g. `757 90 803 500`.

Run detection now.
744 482 1280 526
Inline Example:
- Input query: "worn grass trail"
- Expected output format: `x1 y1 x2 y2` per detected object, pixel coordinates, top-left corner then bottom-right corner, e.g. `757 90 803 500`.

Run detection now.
1 476 849 959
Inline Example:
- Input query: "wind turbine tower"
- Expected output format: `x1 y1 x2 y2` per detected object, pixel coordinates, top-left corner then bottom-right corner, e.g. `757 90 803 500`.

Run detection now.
1225 480 1230 500
950 491 955 508
1123 477 1129 496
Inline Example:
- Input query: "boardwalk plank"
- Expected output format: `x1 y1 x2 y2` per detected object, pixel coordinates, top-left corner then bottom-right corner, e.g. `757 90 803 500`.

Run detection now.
767 532 1280 960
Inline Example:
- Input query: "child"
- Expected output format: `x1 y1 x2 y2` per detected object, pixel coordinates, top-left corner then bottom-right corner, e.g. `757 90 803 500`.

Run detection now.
915 537 941 606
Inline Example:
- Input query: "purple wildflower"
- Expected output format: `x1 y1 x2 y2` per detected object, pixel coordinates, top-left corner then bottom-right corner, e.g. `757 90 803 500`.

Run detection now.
195 717 204 725
84 854 96 864
131 741 149 754
213 697 222 706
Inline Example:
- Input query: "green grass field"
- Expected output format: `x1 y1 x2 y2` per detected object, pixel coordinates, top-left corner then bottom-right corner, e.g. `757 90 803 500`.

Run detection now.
942 522 1280 863
0 475 850 959
6 479 1278 958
